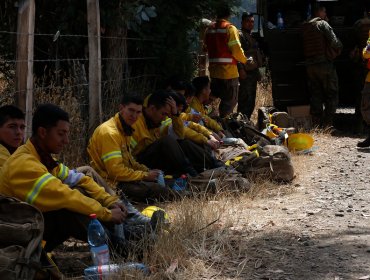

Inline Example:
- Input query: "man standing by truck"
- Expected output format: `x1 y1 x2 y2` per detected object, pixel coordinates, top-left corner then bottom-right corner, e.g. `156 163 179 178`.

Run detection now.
237 12 263 119
302 5 343 128
204 3 247 118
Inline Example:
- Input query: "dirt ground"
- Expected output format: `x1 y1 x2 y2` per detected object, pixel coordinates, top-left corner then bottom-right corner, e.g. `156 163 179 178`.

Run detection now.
55 113 370 280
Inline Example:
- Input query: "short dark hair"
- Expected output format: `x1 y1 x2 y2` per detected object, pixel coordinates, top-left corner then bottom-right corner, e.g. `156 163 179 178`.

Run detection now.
192 76 210 96
184 82 196 98
32 104 69 135
0 105 25 127
242 12 253 21
169 91 187 110
147 90 171 109
216 3 232 19
120 94 143 106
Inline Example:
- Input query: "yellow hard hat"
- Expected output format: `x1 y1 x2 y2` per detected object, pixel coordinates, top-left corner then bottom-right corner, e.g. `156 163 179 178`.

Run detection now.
287 133 314 151
141 206 169 221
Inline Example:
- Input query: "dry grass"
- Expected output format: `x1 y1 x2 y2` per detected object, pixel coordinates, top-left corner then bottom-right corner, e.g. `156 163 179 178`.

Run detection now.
1 74 319 279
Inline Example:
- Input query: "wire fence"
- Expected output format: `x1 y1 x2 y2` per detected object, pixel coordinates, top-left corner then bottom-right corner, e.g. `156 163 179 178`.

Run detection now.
0 29 162 166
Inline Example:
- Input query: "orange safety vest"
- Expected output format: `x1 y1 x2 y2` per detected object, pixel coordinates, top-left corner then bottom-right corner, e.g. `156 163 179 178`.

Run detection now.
205 21 237 65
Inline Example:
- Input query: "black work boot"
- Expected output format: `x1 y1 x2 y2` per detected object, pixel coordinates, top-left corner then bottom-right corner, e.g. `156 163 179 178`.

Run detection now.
357 134 370 148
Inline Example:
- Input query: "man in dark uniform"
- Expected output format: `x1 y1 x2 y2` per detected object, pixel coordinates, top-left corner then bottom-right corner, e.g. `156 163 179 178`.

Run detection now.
237 12 263 119
302 5 343 128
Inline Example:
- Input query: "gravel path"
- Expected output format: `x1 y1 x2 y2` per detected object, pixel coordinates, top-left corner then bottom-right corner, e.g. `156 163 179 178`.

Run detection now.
217 132 370 280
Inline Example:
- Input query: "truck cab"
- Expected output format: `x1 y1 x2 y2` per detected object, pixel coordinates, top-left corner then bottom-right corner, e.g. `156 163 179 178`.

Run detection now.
255 0 369 109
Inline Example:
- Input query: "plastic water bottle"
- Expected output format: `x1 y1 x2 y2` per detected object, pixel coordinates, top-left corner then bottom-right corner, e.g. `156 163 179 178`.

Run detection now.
277 12 284 29
157 171 165 187
88 214 110 266
172 175 187 191
84 262 150 279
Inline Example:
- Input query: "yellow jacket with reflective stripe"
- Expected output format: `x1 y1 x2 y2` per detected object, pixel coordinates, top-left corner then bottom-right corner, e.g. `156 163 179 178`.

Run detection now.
188 97 223 132
363 33 370 82
204 19 247 79
0 140 118 222
87 113 149 187
0 144 10 171
131 113 184 156
161 117 211 145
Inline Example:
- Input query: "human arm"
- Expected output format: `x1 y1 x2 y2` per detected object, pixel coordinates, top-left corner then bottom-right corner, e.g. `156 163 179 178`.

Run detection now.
228 25 247 64
6 157 116 222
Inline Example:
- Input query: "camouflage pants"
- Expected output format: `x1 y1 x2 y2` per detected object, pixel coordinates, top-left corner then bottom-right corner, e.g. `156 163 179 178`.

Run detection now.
361 82 370 125
238 69 259 119
306 62 338 126
210 78 239 118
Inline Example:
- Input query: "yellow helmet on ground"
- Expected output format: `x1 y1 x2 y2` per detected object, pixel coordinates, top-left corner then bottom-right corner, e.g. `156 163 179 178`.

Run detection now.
287 133 314 152
141 206 169 221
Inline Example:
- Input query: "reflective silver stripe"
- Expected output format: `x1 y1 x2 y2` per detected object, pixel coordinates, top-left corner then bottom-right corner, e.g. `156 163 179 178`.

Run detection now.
206 29 228 34
209 58 233 63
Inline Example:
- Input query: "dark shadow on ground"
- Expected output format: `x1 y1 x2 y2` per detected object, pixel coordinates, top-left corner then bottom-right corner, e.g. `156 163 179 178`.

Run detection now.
213 227 370 280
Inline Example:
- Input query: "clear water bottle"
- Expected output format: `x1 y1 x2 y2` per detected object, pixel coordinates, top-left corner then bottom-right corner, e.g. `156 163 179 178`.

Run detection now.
84 263 150 279
88 214 110 266
277 12 284 29
157 171 165 187
172 174 187 191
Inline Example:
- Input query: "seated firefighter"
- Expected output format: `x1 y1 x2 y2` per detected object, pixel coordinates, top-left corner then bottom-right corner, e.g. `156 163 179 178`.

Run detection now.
188 76 226 139
87 95 175 202
0 105 151 226
132 90 221 176
0 105 25 170
0 104 129 253
160 92 223 171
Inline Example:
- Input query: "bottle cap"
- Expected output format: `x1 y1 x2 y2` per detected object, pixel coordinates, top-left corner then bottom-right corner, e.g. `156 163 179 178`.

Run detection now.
89 213 97 219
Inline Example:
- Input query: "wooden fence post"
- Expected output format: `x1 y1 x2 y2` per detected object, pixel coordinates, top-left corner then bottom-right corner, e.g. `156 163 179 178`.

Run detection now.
15 0 35 139
87 0 102 136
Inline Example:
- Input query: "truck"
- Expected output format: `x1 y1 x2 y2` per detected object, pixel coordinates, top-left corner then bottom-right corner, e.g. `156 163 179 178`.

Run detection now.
254 0 370 110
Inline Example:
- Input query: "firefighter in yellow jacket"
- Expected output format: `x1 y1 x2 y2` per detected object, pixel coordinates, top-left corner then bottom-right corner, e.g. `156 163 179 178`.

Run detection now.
132 91 199 176
189 76 226 138
204 3 247 117
88 95 175 202
0 104 127 252
0 105 25 170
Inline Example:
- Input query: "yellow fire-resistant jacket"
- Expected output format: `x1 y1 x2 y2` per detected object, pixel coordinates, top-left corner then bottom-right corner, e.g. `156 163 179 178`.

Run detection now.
364 32 370 83
0 144 10 171
204 19 247 79
188 97 223 133
161 117 212 145
87 113 149 187
0 140 118 222
131 113 184 156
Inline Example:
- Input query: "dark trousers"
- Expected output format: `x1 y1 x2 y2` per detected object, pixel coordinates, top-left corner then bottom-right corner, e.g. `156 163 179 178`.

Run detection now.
43 210 89 252
177 139 219 173
238 69 259 119
306 62 339 126
136 136 196 177
211 78 239 118
118 181 176 203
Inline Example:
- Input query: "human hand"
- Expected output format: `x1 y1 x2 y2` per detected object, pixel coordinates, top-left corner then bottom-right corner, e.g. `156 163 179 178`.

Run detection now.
207 138 220 150
110 208 127 224
144 169 161 182
166 97 178 115
110 202 128 216
217 131 225 139
212 132 222 141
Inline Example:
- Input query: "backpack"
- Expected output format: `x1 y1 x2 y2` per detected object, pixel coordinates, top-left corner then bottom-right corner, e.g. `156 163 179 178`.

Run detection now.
0 195 44 280
222 113 272 147
233 145 294 182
